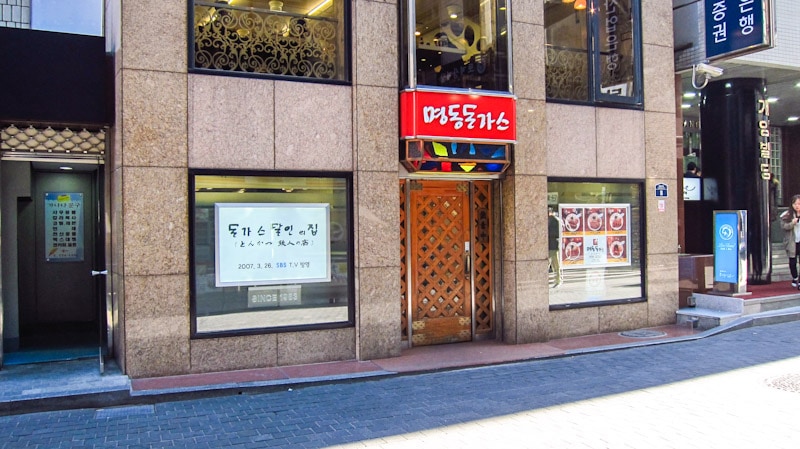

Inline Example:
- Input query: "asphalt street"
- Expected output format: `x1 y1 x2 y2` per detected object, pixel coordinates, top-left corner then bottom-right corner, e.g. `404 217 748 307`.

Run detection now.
3 320 800 448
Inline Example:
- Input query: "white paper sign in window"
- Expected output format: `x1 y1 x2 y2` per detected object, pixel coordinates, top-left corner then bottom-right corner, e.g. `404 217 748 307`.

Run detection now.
214 203 331 287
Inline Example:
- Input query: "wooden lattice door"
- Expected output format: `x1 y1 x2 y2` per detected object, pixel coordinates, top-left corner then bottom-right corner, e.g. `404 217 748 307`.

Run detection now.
408 180 472 345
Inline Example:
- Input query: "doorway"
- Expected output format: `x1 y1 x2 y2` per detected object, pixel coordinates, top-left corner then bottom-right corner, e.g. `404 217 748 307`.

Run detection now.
10 162 106 363
401 179 496 346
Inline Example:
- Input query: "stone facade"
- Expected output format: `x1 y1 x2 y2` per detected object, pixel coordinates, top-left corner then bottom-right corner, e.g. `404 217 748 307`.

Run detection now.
107 0 678 378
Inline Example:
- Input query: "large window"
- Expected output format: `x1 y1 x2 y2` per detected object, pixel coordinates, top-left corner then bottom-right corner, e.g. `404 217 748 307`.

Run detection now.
191 0 350 82
544 0 642 105
403 0 510 92
190 171 353 336
548 180 644 308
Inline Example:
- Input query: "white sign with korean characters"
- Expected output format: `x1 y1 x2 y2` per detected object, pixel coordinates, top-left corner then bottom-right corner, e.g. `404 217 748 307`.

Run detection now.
215 203 331 287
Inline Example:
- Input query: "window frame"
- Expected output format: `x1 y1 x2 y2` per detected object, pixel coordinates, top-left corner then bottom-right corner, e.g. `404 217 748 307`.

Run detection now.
400 0 514 94
545 0 643 107
187 0 352 85
189 169 356 339
547 177 647 311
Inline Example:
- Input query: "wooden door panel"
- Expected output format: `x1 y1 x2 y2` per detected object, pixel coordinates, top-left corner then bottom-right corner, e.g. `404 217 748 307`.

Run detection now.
409 181 471 345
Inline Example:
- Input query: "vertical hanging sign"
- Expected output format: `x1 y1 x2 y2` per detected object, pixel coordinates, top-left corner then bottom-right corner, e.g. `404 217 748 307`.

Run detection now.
705 0 774 61
44 192 84 262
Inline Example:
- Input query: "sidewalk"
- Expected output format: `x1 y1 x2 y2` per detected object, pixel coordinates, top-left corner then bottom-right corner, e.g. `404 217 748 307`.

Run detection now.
3 301 800 417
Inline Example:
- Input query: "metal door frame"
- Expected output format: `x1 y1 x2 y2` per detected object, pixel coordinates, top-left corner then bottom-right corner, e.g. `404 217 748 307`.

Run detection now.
0 154 112 368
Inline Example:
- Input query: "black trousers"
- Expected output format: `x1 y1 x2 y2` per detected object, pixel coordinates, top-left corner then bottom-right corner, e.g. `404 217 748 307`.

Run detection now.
790 242 800 280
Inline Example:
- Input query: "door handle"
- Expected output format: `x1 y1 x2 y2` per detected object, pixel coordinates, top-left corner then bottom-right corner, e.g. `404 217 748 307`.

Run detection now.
464 250 471 280
91 270 108 276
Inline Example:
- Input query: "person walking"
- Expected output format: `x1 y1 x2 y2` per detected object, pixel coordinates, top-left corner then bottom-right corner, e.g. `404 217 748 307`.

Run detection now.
780 194 800 288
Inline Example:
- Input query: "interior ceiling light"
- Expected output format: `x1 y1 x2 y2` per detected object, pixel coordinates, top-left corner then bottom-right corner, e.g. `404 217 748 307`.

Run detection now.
767 97 778 103
308 0 333 16
788 116 799 121
446 4 461 19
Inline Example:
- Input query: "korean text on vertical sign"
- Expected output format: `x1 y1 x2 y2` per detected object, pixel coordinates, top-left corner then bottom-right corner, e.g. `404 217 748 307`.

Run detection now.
215 203 331 287
400 89 517 143
44 192 84 262
756 96 771 180
705 0 771 60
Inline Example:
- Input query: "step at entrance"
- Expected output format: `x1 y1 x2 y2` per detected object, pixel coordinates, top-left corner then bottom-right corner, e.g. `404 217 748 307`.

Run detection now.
676 291 800 330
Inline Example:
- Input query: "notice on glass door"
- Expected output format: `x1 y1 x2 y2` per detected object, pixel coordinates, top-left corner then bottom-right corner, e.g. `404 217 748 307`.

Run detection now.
44 192 84 262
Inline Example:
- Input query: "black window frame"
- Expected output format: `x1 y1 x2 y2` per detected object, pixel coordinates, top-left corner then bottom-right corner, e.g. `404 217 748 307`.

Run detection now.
545 0 644 108
187 0 353 85
547 177 647 311
189 168 356 339
399 0 513 94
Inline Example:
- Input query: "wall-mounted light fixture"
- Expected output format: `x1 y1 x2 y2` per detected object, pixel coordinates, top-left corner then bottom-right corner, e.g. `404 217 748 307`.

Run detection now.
573 0 586 10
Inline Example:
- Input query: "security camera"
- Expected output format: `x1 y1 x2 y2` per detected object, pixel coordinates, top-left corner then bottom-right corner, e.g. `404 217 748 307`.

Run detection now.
695 63 724 78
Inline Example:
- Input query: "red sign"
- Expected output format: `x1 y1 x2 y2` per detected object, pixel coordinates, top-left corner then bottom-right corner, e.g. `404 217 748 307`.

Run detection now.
400 90 516 143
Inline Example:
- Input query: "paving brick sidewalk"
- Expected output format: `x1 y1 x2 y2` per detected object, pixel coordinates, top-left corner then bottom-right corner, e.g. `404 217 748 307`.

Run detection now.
3 320 800 448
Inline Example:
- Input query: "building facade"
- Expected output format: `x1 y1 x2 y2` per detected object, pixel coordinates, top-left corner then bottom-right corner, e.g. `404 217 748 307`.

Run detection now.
1 0 679 377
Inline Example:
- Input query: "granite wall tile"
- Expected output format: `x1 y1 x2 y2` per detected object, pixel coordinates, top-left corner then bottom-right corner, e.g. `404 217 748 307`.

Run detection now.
356 86 397 172
514 259 551 343
124 275 190 378
274 82 353 171
548 307 599 340
190 335 278 373
121 0 186 72
502 176 517 260
277 328 356 366
512 0 543 25
357 266 402 360
188 75 275 170
646 253 680 326
355 0 397 87
514 99 547 176
513 175 549 262
646 178 679 255
546 103 597 177
122 167 188 276
357 171 399 268
121 70 188 167
641 0 674 47
645 111 680 180
643 44 677 114
502 259 518 342
597 108 645 179
598 302 648 334
512 22 545 101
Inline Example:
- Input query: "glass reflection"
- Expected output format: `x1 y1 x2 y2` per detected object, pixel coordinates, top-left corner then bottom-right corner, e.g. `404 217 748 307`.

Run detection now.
414 0 509 91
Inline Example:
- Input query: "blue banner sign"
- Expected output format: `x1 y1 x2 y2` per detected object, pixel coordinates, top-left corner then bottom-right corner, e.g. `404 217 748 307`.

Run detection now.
705 0 771 60
713 211 740 283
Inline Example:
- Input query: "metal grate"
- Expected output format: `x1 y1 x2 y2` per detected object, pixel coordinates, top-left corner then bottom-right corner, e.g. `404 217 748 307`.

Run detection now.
619 329 667 338
95 405 155 419
1 124 105 155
